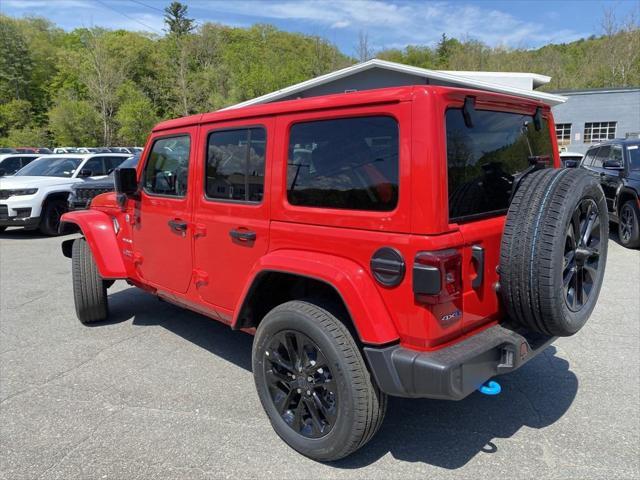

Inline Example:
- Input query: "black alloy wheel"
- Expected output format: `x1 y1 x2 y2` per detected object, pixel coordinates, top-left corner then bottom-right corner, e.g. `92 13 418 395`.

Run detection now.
563 198 602 312
264 330 337 439
619 203 634 244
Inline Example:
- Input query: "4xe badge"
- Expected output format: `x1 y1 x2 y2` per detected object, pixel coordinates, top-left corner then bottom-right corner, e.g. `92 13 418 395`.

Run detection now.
441 310 461 323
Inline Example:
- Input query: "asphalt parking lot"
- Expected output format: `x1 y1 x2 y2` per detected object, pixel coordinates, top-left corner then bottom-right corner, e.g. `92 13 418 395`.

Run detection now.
0 229 638 480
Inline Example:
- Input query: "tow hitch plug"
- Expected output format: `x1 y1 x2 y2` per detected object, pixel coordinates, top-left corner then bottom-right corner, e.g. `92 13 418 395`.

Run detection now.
478 380 502 396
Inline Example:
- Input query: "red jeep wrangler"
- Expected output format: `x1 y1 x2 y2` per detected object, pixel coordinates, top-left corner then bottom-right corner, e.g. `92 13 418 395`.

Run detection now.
61 86 608 461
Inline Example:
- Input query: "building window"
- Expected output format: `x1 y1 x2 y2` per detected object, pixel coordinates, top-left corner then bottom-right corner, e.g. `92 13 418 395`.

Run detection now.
555 123 571 146
584 122 616 143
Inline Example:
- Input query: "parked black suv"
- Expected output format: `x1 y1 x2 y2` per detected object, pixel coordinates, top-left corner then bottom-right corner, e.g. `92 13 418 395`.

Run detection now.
578 139 640 248
68 153 140 210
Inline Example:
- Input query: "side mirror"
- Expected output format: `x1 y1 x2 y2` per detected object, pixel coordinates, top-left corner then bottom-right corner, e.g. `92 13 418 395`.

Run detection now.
78 169 93 178
603 159 624 170
114 167 139 197
564 160 578 168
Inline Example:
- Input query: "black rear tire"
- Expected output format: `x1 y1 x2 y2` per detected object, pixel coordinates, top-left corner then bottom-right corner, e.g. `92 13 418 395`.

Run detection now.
72 238 109 324
252 300 386 462
39 198 67 236
618 200 640 249
500 168 608 337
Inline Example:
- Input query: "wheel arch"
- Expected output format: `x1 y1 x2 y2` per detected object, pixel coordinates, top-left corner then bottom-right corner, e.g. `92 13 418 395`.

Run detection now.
233 250 400 346
60 210 126 279
616 187 639 214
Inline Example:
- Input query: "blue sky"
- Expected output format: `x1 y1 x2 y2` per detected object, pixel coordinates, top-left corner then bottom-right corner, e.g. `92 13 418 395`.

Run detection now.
1 0 637 53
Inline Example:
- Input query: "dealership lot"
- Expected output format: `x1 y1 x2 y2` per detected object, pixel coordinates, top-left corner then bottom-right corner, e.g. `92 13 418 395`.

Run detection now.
0 230 638 480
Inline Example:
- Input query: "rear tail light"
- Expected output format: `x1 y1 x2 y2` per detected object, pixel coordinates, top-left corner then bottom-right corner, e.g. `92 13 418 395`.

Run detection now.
413 249 462 304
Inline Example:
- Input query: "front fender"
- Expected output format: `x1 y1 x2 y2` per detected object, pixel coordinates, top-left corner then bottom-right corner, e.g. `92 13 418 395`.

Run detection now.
233 250 400 345
60 210 126 279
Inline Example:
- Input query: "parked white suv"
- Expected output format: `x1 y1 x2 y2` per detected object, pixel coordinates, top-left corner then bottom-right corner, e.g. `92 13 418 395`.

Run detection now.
0 153 129 235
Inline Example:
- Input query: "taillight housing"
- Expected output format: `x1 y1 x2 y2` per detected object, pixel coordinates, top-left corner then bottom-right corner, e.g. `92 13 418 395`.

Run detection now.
413 249 462 304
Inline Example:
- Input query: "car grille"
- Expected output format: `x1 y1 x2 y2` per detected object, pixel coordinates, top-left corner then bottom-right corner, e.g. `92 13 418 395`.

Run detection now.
0 204 8 220
74 187 113 201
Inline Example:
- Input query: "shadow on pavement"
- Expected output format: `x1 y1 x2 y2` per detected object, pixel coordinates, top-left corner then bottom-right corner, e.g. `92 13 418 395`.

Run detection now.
104 286 578 470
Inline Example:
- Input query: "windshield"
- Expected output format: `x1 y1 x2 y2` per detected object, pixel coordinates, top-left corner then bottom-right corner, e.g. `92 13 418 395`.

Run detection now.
15 157 82 177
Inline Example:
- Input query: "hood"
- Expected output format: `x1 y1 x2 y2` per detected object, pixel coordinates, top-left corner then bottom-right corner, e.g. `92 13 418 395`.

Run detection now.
73 177 115 190
0 176 82 189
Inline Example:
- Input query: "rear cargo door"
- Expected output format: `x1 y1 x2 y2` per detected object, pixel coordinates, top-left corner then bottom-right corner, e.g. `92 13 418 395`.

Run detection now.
445 106 555 332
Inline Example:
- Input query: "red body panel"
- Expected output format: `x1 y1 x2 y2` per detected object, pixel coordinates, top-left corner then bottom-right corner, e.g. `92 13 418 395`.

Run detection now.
60 209 126 278
63 85 559 351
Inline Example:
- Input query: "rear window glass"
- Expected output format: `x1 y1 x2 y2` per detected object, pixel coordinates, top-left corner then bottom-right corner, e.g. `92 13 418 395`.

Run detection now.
446 109 553 222
287 116 399 211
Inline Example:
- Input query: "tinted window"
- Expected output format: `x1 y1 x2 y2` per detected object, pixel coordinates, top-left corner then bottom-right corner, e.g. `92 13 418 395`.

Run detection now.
287 116 399 211
20 157 37 168
143 136 190 197
446 109 553 221
582 148 599 167
592 146 610 168
82 157 107 176
105 156 127 173
610 146 623 166
0 157 22 174
206 128 266 202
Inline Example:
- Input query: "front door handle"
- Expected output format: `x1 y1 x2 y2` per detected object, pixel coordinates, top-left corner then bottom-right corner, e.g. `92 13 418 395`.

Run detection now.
229 229 256 242
168 219 188 233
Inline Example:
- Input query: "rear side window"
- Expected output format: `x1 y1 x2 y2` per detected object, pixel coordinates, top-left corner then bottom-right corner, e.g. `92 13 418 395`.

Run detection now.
446 109 553 222
628 145 640 171
143 136 191 197
287 116 399 211
206 127 266 202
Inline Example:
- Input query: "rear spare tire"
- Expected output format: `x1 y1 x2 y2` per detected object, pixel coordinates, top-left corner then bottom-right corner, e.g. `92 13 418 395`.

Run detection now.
500 168 608 337
72 238 109 323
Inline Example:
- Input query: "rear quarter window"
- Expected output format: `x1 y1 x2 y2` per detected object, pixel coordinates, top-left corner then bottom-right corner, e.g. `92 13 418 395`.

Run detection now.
286 116 399 211
446 108 553 222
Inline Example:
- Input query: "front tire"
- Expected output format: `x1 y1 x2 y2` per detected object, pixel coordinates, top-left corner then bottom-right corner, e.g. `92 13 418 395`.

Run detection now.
252 300 386 461
72 238 109 324
618 200 640 249
39 198 67 236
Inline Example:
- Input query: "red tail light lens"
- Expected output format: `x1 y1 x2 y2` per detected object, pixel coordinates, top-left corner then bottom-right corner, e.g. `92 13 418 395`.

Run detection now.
413 249 462 304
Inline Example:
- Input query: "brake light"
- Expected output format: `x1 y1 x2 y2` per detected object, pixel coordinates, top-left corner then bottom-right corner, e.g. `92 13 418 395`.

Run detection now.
413 249 462 304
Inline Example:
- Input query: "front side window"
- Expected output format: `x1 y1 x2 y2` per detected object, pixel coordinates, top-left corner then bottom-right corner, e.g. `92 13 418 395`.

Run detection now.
143 136 190 197
584 121 616 143
446 109 553 222
592 146 611 168
81 157 107 176
556 123 571 146
15 157 82 177
287 116 399 211
0 157 22 174
582 148 599 167
206 127 266 202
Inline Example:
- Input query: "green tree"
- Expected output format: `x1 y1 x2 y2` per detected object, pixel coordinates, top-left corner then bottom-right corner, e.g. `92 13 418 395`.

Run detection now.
164 2 194 36
0 17 33 102
115 83 157 145
0 99 33 137
48 96 101 146
1 125 49 147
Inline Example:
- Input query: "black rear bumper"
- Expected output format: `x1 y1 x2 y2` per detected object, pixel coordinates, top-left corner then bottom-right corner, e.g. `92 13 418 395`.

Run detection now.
364 324 555 400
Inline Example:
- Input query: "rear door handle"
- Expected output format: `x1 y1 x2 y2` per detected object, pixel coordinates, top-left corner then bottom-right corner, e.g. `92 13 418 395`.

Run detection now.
229 229 256 242
168 219 188 233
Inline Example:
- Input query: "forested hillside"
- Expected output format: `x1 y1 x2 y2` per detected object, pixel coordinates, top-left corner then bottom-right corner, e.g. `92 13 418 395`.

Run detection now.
1 5 638 148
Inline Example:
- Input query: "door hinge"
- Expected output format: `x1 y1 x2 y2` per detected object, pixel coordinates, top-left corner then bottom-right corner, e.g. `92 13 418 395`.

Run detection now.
193 269 209 288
